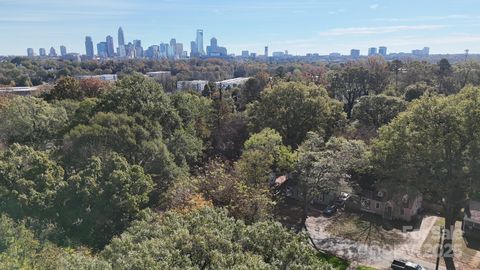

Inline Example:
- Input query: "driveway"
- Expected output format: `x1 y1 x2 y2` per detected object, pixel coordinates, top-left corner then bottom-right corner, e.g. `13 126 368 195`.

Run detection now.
306 213 445 269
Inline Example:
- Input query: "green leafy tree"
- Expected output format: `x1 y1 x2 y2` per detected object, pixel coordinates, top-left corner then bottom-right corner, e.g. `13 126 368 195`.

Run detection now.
436 58 457 94
0 144 66 220
58 152 154 249
404 82 435 102
372 87 480 269
101 207 333 269
98 75 181 137
48 76 83 100
0 214 111 269
170 92 212 141
248 82 345 147
389 59 403 92
62 112 181 191
196 159 273 223
329 66 369 118
243 128 297 174
296 134 368 225
0 96 68 146
352 95 407 129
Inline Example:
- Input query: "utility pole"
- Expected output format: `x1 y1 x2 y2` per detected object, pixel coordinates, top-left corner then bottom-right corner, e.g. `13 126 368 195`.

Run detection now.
435 225 444 270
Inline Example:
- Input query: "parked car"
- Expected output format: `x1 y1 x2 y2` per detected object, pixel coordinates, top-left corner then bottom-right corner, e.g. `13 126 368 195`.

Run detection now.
334 192 351 207
323 204 337 216
391 259 426 270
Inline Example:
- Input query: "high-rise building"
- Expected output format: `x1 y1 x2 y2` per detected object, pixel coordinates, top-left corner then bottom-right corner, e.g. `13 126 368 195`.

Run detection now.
160 43 168 58
168 39 177 59
133 40 143 58
264 46 269 57
49 47 57 57
379 46 387 56
39 48 46 57
350 49 360 58
175 43 183 58
60 45 67 56
196 29 204 56
241 50 249 58
206 37 227 57
412 47 430 56
117 46 126 58
106 35 115 58
368 47 377 56
118 27 125 47
85 36 94 59
97 42 108 58
190 41 198 57
27 48 34 57
125 42 135 58
145 45 160 59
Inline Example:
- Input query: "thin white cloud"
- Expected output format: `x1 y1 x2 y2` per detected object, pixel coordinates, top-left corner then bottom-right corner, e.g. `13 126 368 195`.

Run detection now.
375 14 472 22
370 3 379 9
319 25 446 36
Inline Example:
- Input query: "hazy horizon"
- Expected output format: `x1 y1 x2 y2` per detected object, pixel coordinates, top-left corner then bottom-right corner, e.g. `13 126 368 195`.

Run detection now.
2 0 480 56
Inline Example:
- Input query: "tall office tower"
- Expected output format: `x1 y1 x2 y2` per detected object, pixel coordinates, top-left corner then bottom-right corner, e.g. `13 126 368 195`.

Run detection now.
118 27 125 47
27 48 34 57
190 41 198 57
379 46 387 56
118 45 126 58
264 46 269 57
145 45 160 59
368 47 377 56
160 43 168 58
350 49 360 58
175 43 183 58
60 45 67 56
106 35 115 57
196 29 204 56
168 38 176 58
131 40 143 58
85 36 94 59
206 37 227 57
49 47 57 57
97 42 108 58
125 42 135 58
241 50 249 58
210 37 217 48
39 48 46 57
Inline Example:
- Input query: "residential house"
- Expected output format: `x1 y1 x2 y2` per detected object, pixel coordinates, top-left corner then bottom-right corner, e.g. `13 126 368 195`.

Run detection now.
463 200 480 240
358 188 422 222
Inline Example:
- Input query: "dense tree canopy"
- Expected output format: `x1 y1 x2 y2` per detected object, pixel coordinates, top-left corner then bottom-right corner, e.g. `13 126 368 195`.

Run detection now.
372 87 480 269
0 144 65 220
295 134 368 224
352 95 407 129
98 75 181 137
0 96 68 146
58 152 154 248
248 82 345 147
101 207 333 270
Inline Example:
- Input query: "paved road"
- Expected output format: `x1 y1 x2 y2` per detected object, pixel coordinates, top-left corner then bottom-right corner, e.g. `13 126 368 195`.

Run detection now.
306 213 446 270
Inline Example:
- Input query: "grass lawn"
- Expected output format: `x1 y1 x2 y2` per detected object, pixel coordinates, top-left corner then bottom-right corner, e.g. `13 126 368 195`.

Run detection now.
420 218 478 267
317 252 350 270
325 212 405 247
356 267 377 270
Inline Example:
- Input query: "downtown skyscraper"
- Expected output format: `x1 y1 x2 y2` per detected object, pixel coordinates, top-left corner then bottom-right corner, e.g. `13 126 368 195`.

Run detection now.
85 36 94 59
106 35 115 57
196 29 204 56
117 27 126 57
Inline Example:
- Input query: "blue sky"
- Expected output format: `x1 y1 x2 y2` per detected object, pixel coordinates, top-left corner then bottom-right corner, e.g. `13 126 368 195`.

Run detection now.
1 0 480 56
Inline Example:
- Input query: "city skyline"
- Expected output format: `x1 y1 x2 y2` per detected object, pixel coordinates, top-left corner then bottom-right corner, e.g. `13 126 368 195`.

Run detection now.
2 0 480 56
24 26 435 60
